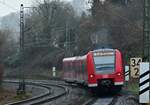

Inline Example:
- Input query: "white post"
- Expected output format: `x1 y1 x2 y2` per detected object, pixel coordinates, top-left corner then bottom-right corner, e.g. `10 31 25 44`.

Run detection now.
125 66 129 81
139 62 150 103
52 67 56 77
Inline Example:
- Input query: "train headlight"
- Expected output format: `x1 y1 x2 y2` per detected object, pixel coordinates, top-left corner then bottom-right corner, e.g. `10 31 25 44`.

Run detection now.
94 53 97 56
116 72 121 76
89 74 95 78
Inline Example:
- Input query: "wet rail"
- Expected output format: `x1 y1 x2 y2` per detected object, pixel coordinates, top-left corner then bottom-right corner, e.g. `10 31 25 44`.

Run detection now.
4 80 68 105
3 80 139 105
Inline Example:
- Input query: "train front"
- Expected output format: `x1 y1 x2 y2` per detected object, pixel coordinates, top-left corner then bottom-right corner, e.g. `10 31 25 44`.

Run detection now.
87 49 124 92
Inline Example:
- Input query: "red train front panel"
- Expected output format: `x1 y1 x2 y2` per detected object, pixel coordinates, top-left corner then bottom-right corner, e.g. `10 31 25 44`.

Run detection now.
86 49 124 89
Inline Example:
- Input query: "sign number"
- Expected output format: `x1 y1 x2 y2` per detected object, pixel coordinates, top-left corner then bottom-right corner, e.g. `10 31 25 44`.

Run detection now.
131 59 136 67
137 59 142 65
134 68 139 76
130 58 142 78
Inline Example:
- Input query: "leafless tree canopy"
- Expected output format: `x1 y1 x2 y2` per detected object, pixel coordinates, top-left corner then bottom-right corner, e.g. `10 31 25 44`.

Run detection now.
0 0 143 78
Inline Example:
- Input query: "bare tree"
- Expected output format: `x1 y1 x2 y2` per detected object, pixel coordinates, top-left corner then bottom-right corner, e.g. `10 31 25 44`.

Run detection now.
21 0 78 69
90 0 143 61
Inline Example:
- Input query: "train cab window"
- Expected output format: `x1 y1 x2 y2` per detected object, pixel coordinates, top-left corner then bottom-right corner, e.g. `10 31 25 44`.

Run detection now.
93 55 115 73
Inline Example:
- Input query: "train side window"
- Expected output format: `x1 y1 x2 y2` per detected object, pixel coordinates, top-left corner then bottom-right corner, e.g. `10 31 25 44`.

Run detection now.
78 62 80 72
80 61 82 71
66 62 68 71
76 62 78 72
67 62 69 71
76 62 78 73
78 62 80 71
82 62 85 71
75 61 77 71
69 62 71 71
63 62 65 71
70 62 73 71
72 61 75 71
82 62 84 71
81 61 83 76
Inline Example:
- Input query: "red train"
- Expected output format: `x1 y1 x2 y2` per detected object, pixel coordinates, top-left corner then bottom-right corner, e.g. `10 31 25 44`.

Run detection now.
62 49 124 92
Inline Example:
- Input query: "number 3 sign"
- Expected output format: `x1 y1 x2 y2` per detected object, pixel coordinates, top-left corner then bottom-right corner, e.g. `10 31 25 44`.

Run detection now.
130 58 142 78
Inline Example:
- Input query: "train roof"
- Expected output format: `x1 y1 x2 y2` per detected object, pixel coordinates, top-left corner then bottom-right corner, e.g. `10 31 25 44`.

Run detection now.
63 55 86 62
92 48 115 52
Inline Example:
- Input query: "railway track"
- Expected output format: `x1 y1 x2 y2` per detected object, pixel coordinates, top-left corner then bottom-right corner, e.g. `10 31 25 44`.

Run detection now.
92 97 114 105
83 91 140 105
82 96 117 105
3 80 68 105
3 79 137 105
44 80 117 105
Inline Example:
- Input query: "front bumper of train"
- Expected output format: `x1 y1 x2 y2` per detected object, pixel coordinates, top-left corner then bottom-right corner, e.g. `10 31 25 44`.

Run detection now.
88 74 124 87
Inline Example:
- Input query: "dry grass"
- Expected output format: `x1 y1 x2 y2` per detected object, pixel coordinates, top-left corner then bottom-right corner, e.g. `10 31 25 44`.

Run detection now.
12 93 31 102
126 78 139 95
0 87 31 105
0 87 16 105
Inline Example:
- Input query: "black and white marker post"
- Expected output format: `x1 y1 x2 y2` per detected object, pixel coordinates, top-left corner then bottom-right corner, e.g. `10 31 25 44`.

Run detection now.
125 66 129 89
139 62 150 103
125 66 129 81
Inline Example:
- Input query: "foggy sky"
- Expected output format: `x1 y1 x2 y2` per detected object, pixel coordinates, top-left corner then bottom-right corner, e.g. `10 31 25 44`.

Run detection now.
0 0 72 17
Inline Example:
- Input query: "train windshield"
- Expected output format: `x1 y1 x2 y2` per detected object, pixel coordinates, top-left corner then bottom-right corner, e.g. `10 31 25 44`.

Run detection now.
93 55 115 73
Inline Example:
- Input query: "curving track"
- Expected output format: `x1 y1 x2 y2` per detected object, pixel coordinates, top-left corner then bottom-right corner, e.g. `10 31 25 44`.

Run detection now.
4 80 127 105
43 80 117 105
4 80 68 105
